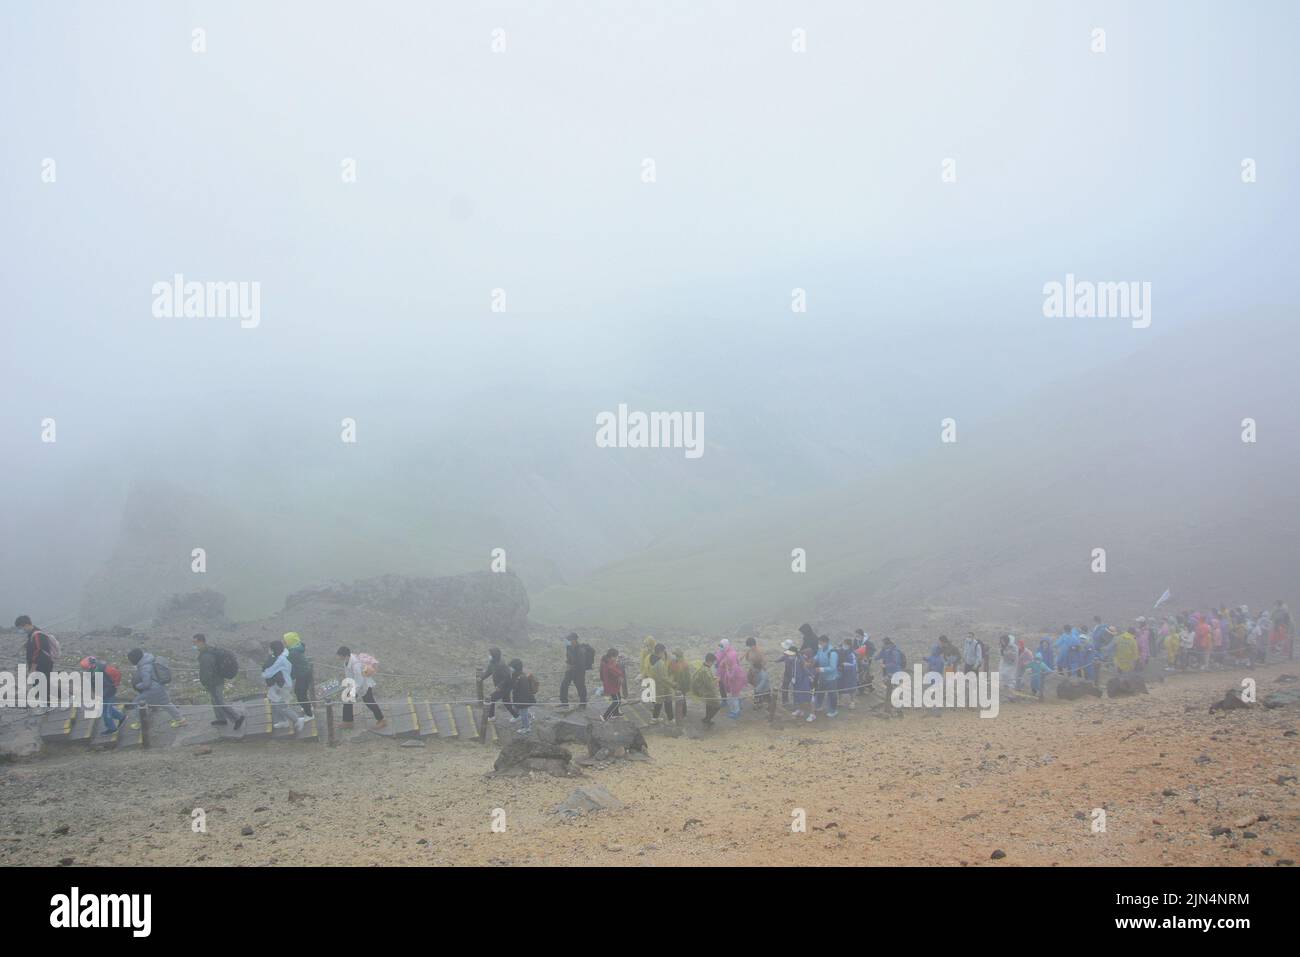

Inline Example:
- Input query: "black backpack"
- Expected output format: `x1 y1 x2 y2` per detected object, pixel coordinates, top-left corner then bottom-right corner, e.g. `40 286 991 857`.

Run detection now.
580 643 596 671
215 648 239 680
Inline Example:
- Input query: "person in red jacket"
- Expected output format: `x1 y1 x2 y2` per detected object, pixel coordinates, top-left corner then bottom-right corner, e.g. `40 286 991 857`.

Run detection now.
599 648 625 721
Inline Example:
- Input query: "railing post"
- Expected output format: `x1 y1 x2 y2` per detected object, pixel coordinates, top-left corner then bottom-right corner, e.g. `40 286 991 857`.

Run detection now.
326 702 336 747
139 703 150 749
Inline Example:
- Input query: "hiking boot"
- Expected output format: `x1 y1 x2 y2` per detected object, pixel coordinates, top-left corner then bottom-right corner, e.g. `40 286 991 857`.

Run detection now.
128 722 140 730
233 715 245 731
806 713 817 722
294 716 307 733
373 719 388 730
826 710 839 718
273 721 291 730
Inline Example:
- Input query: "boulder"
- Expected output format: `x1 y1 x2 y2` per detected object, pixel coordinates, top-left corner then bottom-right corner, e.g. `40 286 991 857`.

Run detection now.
587 719 648 757
554 784 623 818
0 715 44 761
1057 680 1103 701
1210 689 1253 712
1262 688 1300 710
1106 675 1149 698
492 738 575 777
532 711 593 747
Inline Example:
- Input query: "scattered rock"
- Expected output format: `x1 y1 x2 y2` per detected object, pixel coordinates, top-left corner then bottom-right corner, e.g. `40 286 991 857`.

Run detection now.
1209 689 1252 713
991 849 1006 860
240 826 255 836
554 784 623 818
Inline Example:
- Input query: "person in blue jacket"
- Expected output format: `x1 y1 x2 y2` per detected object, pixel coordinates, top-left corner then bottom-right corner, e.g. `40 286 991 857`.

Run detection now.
879 637 906 687
1026 652 1052 698
814 635 839 718
925 644 946 676
1037 636 1055 670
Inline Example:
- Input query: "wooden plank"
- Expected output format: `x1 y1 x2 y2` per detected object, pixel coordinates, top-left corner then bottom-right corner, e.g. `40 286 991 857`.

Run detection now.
114 713 142 749
413 700 440 737
40 709 76 739
67 711 97 742
241 699 273 740
431 702 458 738
388 695 419 738
271 712 319 742
455 703 478 739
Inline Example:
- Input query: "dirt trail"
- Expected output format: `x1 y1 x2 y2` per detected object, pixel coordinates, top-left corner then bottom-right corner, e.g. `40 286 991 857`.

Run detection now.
1 665 1296 866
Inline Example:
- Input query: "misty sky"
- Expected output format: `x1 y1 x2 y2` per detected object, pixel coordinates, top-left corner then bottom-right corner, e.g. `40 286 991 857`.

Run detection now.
2 1 1297 625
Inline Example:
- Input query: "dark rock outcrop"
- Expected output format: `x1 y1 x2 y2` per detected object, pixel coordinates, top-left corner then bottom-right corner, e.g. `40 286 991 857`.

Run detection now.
285 572 530 645
492 739 575 777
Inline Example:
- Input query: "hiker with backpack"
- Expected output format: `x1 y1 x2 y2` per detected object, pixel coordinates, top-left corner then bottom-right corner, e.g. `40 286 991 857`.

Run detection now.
483 647 513 720
879 637 906 690
79 656 124 734
337 646 386 730
283 632 314 718
813 635 839 719
126 648 187 728
195 633 245 730
15 615 57 682
560 632 592 710
262 640 308 734
507 658 537 733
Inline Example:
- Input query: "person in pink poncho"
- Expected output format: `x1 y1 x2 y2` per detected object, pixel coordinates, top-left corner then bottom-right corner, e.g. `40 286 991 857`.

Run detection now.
715 639 746 719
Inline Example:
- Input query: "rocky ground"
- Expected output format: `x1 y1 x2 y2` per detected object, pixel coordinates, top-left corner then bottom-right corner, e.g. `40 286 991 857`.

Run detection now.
0 664 1295 867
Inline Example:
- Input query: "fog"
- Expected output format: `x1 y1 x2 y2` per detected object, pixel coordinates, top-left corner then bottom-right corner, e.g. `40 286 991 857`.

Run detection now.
2 1 1297 630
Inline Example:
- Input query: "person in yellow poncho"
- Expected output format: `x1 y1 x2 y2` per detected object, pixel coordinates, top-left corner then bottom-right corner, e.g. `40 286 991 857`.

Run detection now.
639 636 657 683
648 643 676 723
690 653 721 727
1114 629 1140 673
1163 627 1180 668
668 650 692 720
